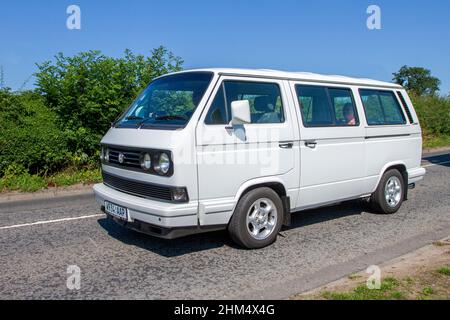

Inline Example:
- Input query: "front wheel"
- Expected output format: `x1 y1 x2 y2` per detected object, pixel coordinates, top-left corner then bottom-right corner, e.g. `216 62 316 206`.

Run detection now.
371 169 405 214
228 187 283 249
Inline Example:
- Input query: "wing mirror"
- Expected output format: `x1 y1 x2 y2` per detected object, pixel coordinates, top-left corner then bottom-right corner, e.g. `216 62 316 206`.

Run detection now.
230 100 251 126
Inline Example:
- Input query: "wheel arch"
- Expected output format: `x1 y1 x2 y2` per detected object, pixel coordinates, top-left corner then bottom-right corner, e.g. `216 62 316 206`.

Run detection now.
374 161 409 200
231 178 290 225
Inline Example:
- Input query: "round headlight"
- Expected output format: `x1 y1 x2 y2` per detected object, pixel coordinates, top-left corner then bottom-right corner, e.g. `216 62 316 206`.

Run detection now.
104 148 109 162
141 153 152 171
155 152 170 175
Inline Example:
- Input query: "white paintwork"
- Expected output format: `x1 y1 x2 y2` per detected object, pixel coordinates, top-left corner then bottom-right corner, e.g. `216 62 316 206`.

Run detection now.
93 68 426 234
230 100 251 125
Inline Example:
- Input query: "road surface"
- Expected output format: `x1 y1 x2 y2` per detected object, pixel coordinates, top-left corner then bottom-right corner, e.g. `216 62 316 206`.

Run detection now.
0 151 449 299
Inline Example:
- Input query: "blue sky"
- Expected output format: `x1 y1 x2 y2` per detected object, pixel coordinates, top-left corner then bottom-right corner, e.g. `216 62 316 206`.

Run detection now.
1 0 449 93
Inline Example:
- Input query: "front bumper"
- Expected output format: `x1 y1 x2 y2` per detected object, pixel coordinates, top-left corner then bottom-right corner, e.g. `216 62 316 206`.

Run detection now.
93 183 198 228
94 183 227 239
103 210 224 239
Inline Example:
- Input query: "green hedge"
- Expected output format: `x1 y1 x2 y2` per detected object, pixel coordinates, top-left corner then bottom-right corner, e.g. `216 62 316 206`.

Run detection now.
35 47 183 155
0 47 183 177
411 94 450 136
0 89 70 174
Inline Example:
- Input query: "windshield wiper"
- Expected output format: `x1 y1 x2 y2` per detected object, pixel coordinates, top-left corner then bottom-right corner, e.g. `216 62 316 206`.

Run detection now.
125 115 144 120
154 115 188 121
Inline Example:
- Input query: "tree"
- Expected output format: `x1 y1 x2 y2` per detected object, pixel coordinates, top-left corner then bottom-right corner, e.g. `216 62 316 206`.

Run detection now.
393 66 441 96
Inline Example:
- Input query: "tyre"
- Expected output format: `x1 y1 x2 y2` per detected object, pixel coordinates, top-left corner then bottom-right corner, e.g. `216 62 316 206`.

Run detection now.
228 187 283 249
371 169 405 214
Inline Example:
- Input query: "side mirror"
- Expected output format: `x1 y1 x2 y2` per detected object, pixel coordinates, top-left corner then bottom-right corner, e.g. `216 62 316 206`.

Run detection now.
230 100 251 126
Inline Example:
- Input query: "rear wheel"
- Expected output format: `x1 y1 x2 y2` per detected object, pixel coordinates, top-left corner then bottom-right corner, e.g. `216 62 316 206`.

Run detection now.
371 169 405 214
228 187 283 249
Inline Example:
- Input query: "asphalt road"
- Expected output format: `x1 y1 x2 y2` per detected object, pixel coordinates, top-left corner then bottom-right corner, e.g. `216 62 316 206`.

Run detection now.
0 151 449 300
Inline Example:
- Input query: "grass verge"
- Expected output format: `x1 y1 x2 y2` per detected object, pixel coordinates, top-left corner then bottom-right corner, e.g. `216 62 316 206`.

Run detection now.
318 272 450 300
321 277 406 300
0 167 102 193
293 239 450 300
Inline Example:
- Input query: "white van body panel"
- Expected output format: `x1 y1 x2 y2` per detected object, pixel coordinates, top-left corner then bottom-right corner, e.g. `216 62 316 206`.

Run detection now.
195 76 298 225
289 82 367 208
93 68 426 237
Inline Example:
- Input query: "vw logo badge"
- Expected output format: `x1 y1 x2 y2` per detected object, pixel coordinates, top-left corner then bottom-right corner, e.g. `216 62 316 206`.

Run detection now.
118 153 124 164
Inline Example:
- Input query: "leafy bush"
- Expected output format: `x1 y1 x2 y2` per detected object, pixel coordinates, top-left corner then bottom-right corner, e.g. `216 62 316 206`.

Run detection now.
47 166 102 188
0 89 70 174
0 163 47 192
411 94 450 136
0 46 183 181
0 163 101 192
35 47 183 156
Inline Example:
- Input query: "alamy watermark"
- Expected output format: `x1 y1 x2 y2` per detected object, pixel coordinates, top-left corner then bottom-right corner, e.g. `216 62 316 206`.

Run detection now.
367 5 382 30
66 265 81 290
66 5 81 30
64 5 380 31
366 265 381 289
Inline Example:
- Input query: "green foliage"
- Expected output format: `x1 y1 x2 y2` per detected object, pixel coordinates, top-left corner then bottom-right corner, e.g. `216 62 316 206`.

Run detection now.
411 94 450 136
393 65 441 96
322 277 406 300
48 167 102 187
0 89 70 174
421 287 435 296
0 164 101 192
35 47 183 153
0 46 183 182
0 164 47 192
437 267 450 276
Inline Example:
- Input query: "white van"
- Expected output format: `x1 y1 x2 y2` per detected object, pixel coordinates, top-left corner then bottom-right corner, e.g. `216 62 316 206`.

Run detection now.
93 69 426 249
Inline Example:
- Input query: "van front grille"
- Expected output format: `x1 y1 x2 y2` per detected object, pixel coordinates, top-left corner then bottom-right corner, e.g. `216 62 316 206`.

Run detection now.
108 148 141 169
102 171 173 202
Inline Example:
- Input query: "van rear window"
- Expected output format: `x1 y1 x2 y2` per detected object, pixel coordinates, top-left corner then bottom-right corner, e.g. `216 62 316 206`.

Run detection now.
295 85 359 127
359 89 406 126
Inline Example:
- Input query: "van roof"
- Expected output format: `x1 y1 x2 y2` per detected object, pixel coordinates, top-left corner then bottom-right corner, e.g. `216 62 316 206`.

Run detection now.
169 68 403 89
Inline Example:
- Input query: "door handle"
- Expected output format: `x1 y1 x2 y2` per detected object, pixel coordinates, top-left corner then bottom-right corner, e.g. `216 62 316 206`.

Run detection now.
305 140 317 148
279 142 294 149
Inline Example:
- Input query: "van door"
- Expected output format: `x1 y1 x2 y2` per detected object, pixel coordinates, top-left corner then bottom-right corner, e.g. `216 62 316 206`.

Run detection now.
290 82 366 208
195 76 296 226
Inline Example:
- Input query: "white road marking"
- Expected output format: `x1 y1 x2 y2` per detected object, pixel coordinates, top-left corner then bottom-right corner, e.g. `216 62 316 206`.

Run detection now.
0 214 104 230
422 160 450 168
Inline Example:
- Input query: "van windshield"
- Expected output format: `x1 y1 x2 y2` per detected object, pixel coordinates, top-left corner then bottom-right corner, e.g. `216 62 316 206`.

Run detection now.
115 72 213 129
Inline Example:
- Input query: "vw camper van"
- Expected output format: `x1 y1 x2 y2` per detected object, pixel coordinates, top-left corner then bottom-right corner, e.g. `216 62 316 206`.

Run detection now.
93 69 426 249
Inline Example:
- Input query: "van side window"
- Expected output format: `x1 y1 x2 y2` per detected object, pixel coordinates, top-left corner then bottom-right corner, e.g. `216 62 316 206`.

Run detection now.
205 84 228 124
359 89 406 125
205 81 285 124
396 91 415 124
295 85 359 127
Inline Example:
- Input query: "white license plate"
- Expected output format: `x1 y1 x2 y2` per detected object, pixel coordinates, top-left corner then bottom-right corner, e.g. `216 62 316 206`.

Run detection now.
105 201 128 220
